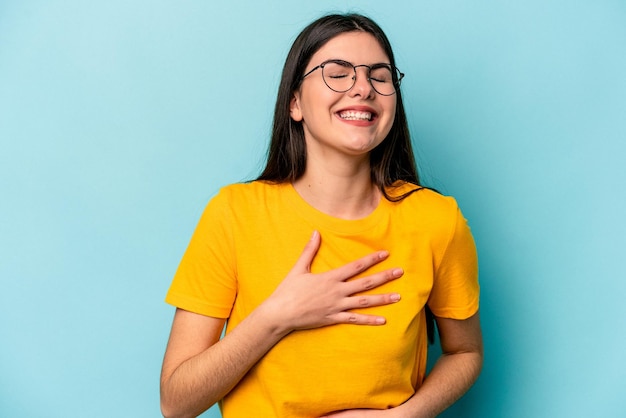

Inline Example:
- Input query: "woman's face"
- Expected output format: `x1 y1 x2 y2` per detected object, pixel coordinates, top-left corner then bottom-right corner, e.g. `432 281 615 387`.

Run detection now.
290 32 397 161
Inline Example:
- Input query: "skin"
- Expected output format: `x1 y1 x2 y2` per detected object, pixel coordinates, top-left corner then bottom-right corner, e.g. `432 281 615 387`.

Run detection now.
160 31 483 418
161 233 404 418
290 32 397 219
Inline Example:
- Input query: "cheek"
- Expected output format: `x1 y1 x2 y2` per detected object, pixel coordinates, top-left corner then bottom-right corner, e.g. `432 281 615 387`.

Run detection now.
389 97 397 117
383 100 397 129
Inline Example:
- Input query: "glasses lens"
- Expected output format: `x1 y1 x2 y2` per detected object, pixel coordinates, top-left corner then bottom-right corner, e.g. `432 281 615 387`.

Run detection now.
321 61 354 92
321 61 399 96
369 64 397 96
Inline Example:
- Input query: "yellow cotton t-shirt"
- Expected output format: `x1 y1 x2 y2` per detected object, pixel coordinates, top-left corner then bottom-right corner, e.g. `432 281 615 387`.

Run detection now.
165 181 479 418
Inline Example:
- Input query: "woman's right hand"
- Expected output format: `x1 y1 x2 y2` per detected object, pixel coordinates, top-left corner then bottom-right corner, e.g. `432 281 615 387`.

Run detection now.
161 230 402 417
261 230 403 335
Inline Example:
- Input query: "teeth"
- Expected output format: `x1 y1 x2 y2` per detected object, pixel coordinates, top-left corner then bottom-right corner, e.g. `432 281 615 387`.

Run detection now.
339 110 372 121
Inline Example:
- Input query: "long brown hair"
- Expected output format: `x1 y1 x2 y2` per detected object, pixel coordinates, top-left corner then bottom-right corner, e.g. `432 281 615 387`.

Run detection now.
257 14 436 343
257 13 422 201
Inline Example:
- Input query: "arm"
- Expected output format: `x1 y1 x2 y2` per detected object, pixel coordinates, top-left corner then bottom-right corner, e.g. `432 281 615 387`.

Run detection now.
396 311 483 418
396 204 483 416
321 311 483 418
160 308 279 418
160 231 404 418
322 204 482 418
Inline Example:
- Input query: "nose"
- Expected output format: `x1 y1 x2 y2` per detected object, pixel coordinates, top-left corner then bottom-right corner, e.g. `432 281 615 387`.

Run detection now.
349 65 375 99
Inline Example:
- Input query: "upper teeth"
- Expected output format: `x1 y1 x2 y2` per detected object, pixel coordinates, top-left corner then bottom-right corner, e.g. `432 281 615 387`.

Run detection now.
339 110 372 121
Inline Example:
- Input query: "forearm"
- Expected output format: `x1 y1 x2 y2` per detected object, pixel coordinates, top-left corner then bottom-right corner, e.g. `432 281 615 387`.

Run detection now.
395 351 483 418
161 235 402 418
160 306 289 418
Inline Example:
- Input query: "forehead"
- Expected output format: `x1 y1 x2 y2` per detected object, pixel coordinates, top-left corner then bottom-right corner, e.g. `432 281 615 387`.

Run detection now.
310 32 390 66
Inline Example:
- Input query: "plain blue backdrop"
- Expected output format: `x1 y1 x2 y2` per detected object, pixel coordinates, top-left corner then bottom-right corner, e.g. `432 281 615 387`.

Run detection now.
1 1 625 417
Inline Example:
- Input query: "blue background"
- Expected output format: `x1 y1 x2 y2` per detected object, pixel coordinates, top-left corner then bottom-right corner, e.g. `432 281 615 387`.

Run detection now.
1 1 625 417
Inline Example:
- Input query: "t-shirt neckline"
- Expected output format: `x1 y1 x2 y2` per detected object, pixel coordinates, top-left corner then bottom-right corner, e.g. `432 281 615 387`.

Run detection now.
281 182 389 235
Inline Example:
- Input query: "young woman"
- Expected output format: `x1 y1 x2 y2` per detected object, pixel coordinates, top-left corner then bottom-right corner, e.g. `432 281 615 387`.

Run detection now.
161 13 482 418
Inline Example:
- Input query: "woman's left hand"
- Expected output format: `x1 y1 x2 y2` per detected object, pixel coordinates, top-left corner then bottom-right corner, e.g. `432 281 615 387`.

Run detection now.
320 409 397 418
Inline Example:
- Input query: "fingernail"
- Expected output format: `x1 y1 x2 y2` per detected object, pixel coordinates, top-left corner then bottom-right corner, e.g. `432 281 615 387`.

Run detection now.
376 317 386 324
393 268 403 277
379 250 389 259
311 230 318 240
390 293 401 302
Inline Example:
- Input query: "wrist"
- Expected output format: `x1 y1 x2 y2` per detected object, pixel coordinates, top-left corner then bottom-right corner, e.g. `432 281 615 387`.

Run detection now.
251 299 293 340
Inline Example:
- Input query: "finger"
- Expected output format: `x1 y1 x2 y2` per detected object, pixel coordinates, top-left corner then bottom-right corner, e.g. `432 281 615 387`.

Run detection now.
328 250 390 282
330 311 388 325
291 230 321 273
344 267 403 295
342 292 401 311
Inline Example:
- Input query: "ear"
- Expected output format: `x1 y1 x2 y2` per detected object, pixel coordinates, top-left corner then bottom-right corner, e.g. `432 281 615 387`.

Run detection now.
289 93 303 122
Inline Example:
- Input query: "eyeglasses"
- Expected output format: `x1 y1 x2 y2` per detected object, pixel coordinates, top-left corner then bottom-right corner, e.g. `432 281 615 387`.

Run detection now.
301 59 404 96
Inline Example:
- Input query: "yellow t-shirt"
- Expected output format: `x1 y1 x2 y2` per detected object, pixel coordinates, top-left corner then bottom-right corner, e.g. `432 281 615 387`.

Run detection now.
166 181 479 417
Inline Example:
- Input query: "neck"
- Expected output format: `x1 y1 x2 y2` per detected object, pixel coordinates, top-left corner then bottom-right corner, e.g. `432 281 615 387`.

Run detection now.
292 155 380 220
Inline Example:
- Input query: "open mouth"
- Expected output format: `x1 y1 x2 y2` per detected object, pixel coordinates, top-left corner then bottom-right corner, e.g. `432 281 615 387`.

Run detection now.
337 110 375 121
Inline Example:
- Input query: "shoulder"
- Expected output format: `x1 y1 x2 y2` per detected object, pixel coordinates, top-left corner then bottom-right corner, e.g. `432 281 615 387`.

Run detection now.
386 182 467 250
207 181 287 215
387 181 460 219
214 180 283 201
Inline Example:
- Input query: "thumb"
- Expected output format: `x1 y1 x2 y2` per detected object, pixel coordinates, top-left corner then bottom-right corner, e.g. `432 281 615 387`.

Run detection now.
291 230 321 273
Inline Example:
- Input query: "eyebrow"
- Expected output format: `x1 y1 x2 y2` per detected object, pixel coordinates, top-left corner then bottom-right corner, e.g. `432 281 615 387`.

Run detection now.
325 58 392 66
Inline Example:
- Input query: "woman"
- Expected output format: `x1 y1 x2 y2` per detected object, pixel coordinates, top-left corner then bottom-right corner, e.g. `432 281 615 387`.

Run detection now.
161 13 482 418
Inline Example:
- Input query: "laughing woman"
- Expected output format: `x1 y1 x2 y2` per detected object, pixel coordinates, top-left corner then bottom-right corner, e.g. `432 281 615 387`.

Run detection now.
160 13 482 418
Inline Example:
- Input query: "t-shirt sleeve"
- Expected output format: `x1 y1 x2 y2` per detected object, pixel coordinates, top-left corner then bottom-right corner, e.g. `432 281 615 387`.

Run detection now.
165 189 237 318
427 204 479 319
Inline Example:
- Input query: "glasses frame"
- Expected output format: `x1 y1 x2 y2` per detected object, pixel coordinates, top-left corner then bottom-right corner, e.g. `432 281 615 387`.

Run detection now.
301 59 404 96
